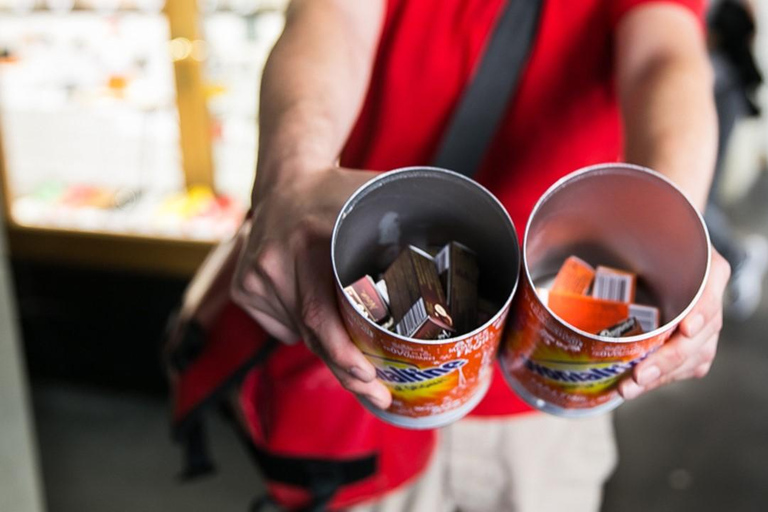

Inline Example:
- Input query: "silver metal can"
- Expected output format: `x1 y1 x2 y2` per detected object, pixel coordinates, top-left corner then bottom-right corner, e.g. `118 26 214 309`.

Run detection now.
332 167 520 429
499 164 711 417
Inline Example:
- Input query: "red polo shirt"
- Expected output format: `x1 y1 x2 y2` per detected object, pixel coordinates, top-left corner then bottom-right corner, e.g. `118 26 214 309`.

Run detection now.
340 0 704 416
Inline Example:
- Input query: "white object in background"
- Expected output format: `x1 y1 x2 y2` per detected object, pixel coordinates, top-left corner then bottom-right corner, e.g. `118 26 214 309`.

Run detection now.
719 118 765 205
0 203 46 512
135 0 165 13
45 0 75 13
718 0 768 205
11 0 36 13
228 0 258 15
82 0 121 13
756 0 768 180
198 0 220 14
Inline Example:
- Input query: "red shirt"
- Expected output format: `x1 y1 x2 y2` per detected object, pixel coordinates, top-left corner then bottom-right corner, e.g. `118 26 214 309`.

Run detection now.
340 0 704 416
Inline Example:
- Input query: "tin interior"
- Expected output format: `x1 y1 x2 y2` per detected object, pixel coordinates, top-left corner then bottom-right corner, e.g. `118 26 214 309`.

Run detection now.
333 168 520 326
525 165 710 333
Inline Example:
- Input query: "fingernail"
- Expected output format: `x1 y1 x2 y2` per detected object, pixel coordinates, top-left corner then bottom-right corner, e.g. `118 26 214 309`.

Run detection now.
350 366 376 382
686 314 704 337
367 393 389 410
621 380 644 400
637 365 660 386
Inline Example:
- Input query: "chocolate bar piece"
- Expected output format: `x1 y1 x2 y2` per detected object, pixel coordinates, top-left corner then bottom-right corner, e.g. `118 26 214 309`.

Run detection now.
435 242 479 334
547 290 633 333
384 246 455 339
552 256 595 295
344 275 391 324
629 303 660 332
477 297 500 326
598 317 644 337
548 290 660 335
592 266 636 303
375 279 390 306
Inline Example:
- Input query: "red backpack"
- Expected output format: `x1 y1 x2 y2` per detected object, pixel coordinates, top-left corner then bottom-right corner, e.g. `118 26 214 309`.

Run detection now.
165 223 435 511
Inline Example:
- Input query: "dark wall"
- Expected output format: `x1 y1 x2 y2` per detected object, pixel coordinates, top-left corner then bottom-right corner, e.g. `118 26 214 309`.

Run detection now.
12 260 188 395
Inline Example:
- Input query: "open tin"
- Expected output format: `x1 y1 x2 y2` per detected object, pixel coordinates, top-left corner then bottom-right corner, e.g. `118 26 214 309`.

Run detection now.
332 167 520 429
499 164 711 417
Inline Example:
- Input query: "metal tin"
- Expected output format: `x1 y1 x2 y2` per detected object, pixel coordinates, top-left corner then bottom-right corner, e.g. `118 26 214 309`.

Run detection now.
332 167 520 429
499 164 711 417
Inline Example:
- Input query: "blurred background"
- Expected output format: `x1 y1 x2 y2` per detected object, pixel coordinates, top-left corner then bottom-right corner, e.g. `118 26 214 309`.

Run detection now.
0 0 766 511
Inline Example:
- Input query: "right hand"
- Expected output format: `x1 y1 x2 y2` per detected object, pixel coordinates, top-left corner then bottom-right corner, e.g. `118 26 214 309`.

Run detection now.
232 167 393 409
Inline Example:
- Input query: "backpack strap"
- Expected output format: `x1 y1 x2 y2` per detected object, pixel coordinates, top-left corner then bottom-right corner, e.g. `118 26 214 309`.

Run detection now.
432 0 543 178
247 446 377 512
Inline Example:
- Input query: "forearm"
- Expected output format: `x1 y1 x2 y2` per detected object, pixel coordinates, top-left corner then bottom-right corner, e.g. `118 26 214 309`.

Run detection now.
617 5 717 211
621 57 717 210
254 0 385 199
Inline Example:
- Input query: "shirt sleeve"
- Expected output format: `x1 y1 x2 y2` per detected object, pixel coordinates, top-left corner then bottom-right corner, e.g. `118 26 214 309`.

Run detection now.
609 0 706 30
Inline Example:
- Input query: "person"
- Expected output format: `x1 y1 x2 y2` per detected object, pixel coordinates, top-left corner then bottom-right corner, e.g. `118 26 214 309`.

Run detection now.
232 1 731 510
705 0 768 320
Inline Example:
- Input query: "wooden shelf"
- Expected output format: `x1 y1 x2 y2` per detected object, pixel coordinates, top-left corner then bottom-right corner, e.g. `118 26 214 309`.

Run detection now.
5 223 213 277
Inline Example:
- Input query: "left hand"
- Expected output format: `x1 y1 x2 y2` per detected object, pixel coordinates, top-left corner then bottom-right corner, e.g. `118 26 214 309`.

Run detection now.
618 248 731 399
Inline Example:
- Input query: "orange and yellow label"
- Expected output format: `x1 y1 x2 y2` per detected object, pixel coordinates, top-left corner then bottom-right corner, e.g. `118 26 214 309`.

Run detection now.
338 288 507 419
501 281 672 411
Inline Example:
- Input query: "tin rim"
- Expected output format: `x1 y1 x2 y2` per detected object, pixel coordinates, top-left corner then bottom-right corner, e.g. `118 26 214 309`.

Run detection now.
331 166 520 346
522 163 712 344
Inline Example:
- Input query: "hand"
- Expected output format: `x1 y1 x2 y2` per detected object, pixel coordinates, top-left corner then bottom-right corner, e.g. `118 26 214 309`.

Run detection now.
232 167 393 409
619 248 731 400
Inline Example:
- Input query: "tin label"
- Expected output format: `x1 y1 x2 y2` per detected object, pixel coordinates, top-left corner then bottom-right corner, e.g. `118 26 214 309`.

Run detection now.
500 281 671 411
339 288 508 419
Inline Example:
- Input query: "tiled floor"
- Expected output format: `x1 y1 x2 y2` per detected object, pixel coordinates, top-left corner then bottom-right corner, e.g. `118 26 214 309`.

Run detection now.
31 384 259 512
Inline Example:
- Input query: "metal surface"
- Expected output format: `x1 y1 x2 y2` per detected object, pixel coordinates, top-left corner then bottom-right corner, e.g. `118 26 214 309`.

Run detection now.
332 167 520 428
500 164 711 417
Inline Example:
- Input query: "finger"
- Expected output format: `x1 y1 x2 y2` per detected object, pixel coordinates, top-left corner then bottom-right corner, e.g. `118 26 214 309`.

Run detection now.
633 312 722 387
644 334 719 391
295 239 380 385
693 359 714 379
303 331 392 409
326 360 392 410
620 333 718 399
253 241 302 334
679 249 730 338
247 309 302 345
235 263 300 338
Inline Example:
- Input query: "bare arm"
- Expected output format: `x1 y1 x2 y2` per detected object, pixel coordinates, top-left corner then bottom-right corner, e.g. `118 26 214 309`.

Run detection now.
232 0 393 409
617 3 717 210
255 0 385 195
614 4 730 399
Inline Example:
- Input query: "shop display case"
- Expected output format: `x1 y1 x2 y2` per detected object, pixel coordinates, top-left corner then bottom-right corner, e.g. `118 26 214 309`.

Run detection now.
0 0 286 275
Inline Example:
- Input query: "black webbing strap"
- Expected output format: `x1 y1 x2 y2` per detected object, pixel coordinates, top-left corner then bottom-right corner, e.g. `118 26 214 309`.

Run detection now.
431 0 543 178
247 445 377 512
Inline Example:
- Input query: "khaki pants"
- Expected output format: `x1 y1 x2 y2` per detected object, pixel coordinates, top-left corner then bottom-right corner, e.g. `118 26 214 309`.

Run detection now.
349 412 617 512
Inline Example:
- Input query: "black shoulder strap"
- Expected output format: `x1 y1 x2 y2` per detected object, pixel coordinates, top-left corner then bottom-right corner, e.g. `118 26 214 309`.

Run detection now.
431 0 543 178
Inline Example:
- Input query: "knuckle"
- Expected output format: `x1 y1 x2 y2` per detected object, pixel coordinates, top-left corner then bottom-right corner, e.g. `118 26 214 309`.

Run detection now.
301 296 327 334
254 243 282 277
324 342 349 367
337 375 359 393
297 215 322 236
239 269 266 296
295 215 331 244
665 344 688 369
719 255 732 281
700 341 718 364
711 313 723 333
694 363 712 379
